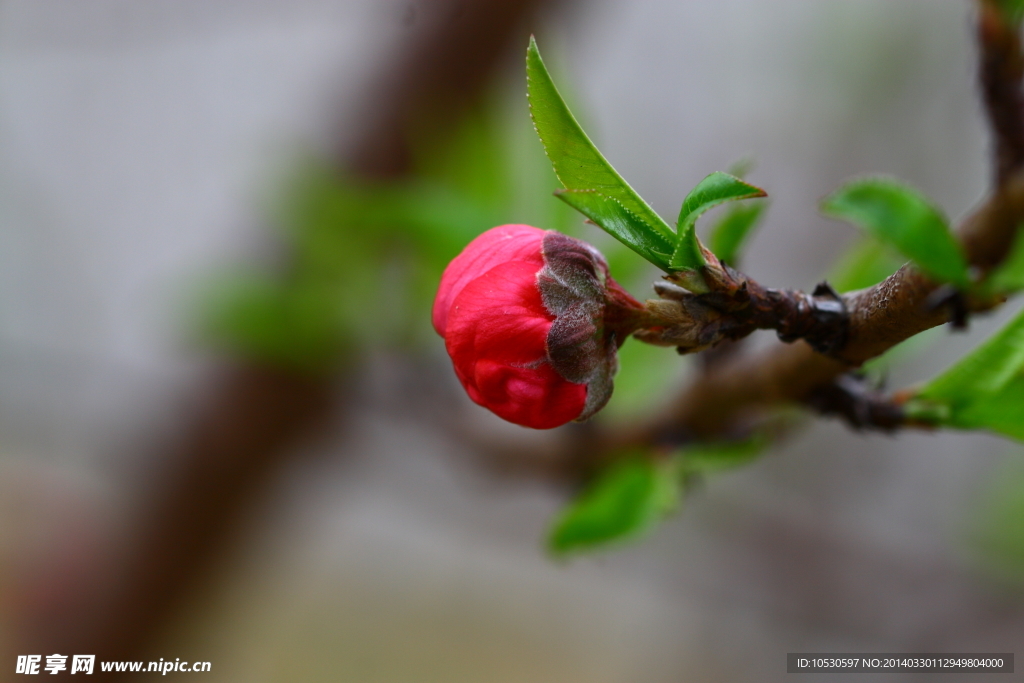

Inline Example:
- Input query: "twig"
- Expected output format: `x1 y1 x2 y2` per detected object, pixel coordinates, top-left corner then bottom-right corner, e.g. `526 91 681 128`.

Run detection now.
804 373 905 433
638 257 849 356
587 0 1024 447
570 163 1019 448
624 172 1024 442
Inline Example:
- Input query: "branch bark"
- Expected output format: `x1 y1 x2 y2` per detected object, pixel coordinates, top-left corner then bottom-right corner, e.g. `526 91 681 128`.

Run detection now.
605 1 1024 443
622 170 1024 442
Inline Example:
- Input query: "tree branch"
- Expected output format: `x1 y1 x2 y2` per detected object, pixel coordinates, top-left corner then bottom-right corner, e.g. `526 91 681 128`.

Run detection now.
622 171 1024 442
598 0 1024 447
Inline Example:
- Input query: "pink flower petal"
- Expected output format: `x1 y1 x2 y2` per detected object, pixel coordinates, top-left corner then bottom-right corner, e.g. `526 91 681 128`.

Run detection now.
445 259 587 429
432 225 546 335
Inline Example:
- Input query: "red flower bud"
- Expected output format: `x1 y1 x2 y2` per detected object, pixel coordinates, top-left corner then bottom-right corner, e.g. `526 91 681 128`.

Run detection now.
433 225 643 429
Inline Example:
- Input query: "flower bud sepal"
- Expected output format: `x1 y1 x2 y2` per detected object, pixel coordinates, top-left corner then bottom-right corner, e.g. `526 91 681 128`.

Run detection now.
537 231 648 421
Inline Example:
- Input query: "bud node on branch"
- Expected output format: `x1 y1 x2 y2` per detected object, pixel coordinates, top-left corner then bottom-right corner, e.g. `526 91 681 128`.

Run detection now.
634 255 850 357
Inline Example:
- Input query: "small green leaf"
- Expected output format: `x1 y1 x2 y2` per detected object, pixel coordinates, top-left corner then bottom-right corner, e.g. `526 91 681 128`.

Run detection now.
526 37 676 268
822 177 971 289
949 382 1024 441
554 189 674 270
910 306 1024 440
548 457 679 555
678 436 768 475
918 307 1024 402
672 172 767 270
708 200 767 267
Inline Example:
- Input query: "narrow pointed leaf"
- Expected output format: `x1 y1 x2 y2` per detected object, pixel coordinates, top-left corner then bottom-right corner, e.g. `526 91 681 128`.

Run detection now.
554 189 675 270
910 306 1024 440
918 307 1024 402
672 172 766 270
945 381 1024 440
548 457 679 555
822 177 971 289
527 37 676 267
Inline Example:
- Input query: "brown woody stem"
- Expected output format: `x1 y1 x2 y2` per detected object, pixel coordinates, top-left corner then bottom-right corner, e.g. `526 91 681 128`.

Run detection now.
632 254 849 356
804 373 907 433
582 0 1024 447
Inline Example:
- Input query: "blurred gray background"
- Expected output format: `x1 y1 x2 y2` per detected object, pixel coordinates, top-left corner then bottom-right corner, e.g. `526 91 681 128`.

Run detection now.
1 1 1022 682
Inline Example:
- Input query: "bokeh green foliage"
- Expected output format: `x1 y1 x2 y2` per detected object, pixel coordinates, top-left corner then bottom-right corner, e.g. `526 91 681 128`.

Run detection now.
200 95 580 371
201 168 491 371
549 437 767 555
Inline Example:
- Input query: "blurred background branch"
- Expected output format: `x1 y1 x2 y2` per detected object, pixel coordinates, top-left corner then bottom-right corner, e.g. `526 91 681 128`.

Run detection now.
13 0 564 671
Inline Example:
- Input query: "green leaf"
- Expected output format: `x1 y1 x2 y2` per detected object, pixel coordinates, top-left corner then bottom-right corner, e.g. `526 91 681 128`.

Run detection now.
548 457 679 555
708 199 767 267
672 172 767 270
909 306 1024 440
554 189 674 270
547 437 768 556
822 176 971 289
526 37 676 268
918 307 1024 403
948 382 1024 440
